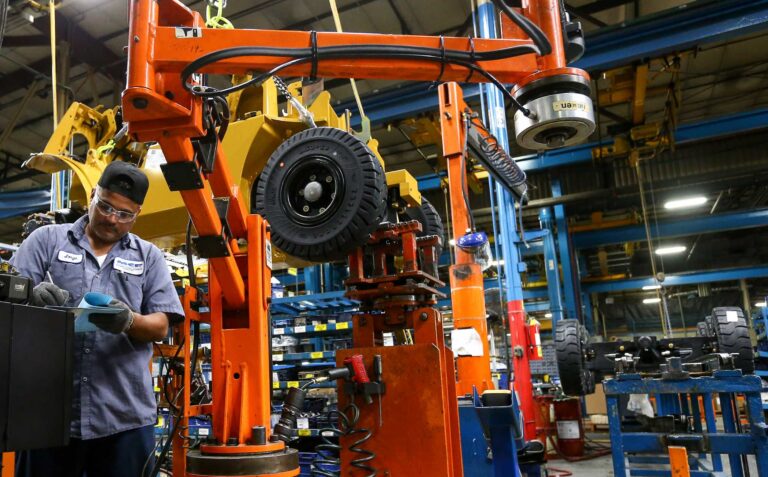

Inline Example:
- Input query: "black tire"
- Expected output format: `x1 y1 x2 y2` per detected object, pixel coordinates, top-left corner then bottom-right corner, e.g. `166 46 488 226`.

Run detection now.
404 197 445 257
254 127 387 262
711 307 754 374
555 319 595 396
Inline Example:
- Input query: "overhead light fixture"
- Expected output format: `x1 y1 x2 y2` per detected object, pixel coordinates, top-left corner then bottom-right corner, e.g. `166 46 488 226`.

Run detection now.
642 284 661 290
655 245 686 255
756 301 767 308
664 196 707 210
544 313 552 318
643 297 661 304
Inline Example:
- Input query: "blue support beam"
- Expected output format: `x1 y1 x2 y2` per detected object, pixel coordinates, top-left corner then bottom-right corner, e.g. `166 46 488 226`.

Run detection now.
581 265 768 293
539 209 564 324
552 180 582 322
572 208 768 249
574 0 768 72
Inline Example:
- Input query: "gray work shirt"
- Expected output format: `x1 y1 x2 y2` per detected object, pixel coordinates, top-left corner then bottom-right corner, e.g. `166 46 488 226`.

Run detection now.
10 215 184 439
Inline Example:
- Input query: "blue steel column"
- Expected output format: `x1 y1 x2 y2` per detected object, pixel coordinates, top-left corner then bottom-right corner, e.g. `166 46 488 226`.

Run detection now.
551 179 581 322
477 0 535 440
539 208 564 324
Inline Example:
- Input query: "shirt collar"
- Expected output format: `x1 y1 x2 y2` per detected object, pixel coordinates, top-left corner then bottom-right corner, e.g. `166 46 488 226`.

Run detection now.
67 215 137 250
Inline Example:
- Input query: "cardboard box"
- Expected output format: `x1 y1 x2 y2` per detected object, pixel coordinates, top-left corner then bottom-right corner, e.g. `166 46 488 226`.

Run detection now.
584 383 607 415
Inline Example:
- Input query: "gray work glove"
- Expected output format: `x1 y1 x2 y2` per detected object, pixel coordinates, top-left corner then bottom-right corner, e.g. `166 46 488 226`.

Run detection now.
89 298 135 334
30 281 70 307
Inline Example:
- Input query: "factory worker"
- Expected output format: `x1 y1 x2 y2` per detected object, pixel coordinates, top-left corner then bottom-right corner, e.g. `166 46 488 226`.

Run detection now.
11 160 184 477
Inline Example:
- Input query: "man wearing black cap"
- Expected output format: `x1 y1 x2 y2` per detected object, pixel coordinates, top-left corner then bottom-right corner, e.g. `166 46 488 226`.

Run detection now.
11 161 184 477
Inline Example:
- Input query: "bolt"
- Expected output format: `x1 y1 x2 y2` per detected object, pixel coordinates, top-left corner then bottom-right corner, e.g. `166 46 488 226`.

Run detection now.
669 343 674 349
319 207 326 213
444 112 452 120
133 35 140 43
420 312 428 321
619 345 625 352
302 205 310 212
298 189 304 196
132 97 149 109
309 175 316 181
325 176 333 183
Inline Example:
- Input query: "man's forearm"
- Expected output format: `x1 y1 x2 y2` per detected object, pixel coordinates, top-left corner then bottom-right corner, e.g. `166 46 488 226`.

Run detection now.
126 312 169 342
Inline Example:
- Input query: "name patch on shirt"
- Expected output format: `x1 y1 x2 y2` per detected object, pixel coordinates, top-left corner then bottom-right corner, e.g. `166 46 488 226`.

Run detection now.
114 257 145 276
58 251 83 263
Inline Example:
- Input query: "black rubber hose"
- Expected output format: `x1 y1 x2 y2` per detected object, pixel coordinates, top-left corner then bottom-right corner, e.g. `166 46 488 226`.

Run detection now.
181 46 536 115
490 0 552 55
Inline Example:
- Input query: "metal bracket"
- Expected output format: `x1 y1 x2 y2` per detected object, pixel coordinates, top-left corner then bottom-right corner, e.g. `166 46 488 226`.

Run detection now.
160 161 204 191
192 128 218 174
192 197 232 258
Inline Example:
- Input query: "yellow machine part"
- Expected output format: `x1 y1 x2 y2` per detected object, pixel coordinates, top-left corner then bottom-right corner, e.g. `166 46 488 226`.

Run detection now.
385 169 422 208
24 79 392 266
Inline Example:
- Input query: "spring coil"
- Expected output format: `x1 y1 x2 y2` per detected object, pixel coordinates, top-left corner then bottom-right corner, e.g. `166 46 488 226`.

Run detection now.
312 402 377 476
478 133 527 189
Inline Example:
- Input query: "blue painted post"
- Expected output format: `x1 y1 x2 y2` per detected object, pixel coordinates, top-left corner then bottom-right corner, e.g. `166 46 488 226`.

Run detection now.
702 393 724 472
745 387 768 476
581 292 594 333
303 266 321 294
477 0 536 440
719 392 744 476
606 392 626 477
539 208 564 325
552 179 580 320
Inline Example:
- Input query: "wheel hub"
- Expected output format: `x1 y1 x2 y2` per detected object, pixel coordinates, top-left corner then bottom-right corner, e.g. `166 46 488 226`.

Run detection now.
281 156 344 226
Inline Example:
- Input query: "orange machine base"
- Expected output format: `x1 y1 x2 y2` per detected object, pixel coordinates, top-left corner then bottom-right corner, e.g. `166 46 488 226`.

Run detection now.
337 344 463 477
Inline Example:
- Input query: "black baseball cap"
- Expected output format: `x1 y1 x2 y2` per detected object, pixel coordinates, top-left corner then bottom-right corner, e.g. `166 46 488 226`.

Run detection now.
97 161 149 205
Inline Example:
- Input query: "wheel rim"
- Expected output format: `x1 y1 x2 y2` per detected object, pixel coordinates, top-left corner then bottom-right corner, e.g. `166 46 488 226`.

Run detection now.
280 155 345 226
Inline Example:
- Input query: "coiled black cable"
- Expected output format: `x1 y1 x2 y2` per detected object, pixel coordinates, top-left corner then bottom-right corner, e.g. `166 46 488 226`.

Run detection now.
312 401 376 477
180 43 541 117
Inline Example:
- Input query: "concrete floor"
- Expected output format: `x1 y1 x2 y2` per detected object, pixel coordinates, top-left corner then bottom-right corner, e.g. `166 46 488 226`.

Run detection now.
545 452 760 476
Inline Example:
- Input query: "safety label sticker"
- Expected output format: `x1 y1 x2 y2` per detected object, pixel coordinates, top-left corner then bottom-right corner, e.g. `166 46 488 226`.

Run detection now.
175 27 202 38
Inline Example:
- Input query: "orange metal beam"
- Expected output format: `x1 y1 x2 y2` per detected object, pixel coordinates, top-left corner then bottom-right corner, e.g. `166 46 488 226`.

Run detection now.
439 82 493 395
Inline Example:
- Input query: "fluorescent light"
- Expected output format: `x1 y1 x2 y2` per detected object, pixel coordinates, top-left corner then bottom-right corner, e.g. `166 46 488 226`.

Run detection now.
642 284 661 290
664 196 707 210
544 313 552 318
655 245 686 255
756 301 767 308
643 297 661 304
489 260 505 267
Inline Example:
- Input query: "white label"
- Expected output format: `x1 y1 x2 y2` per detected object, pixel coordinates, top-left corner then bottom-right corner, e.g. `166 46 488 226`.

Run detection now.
273 354 283 362
321 430 335 437
57 251 83 264
144 148 167 169
197 427 210 436
294 326 306 334
548 259 555 271
114 257 145 276
553 100 588 112
556 420 581 439
265 240 273 270
175 27 202 38
726 310 739 322
451 328 484 357
296 418 309 430
273 328 285 335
